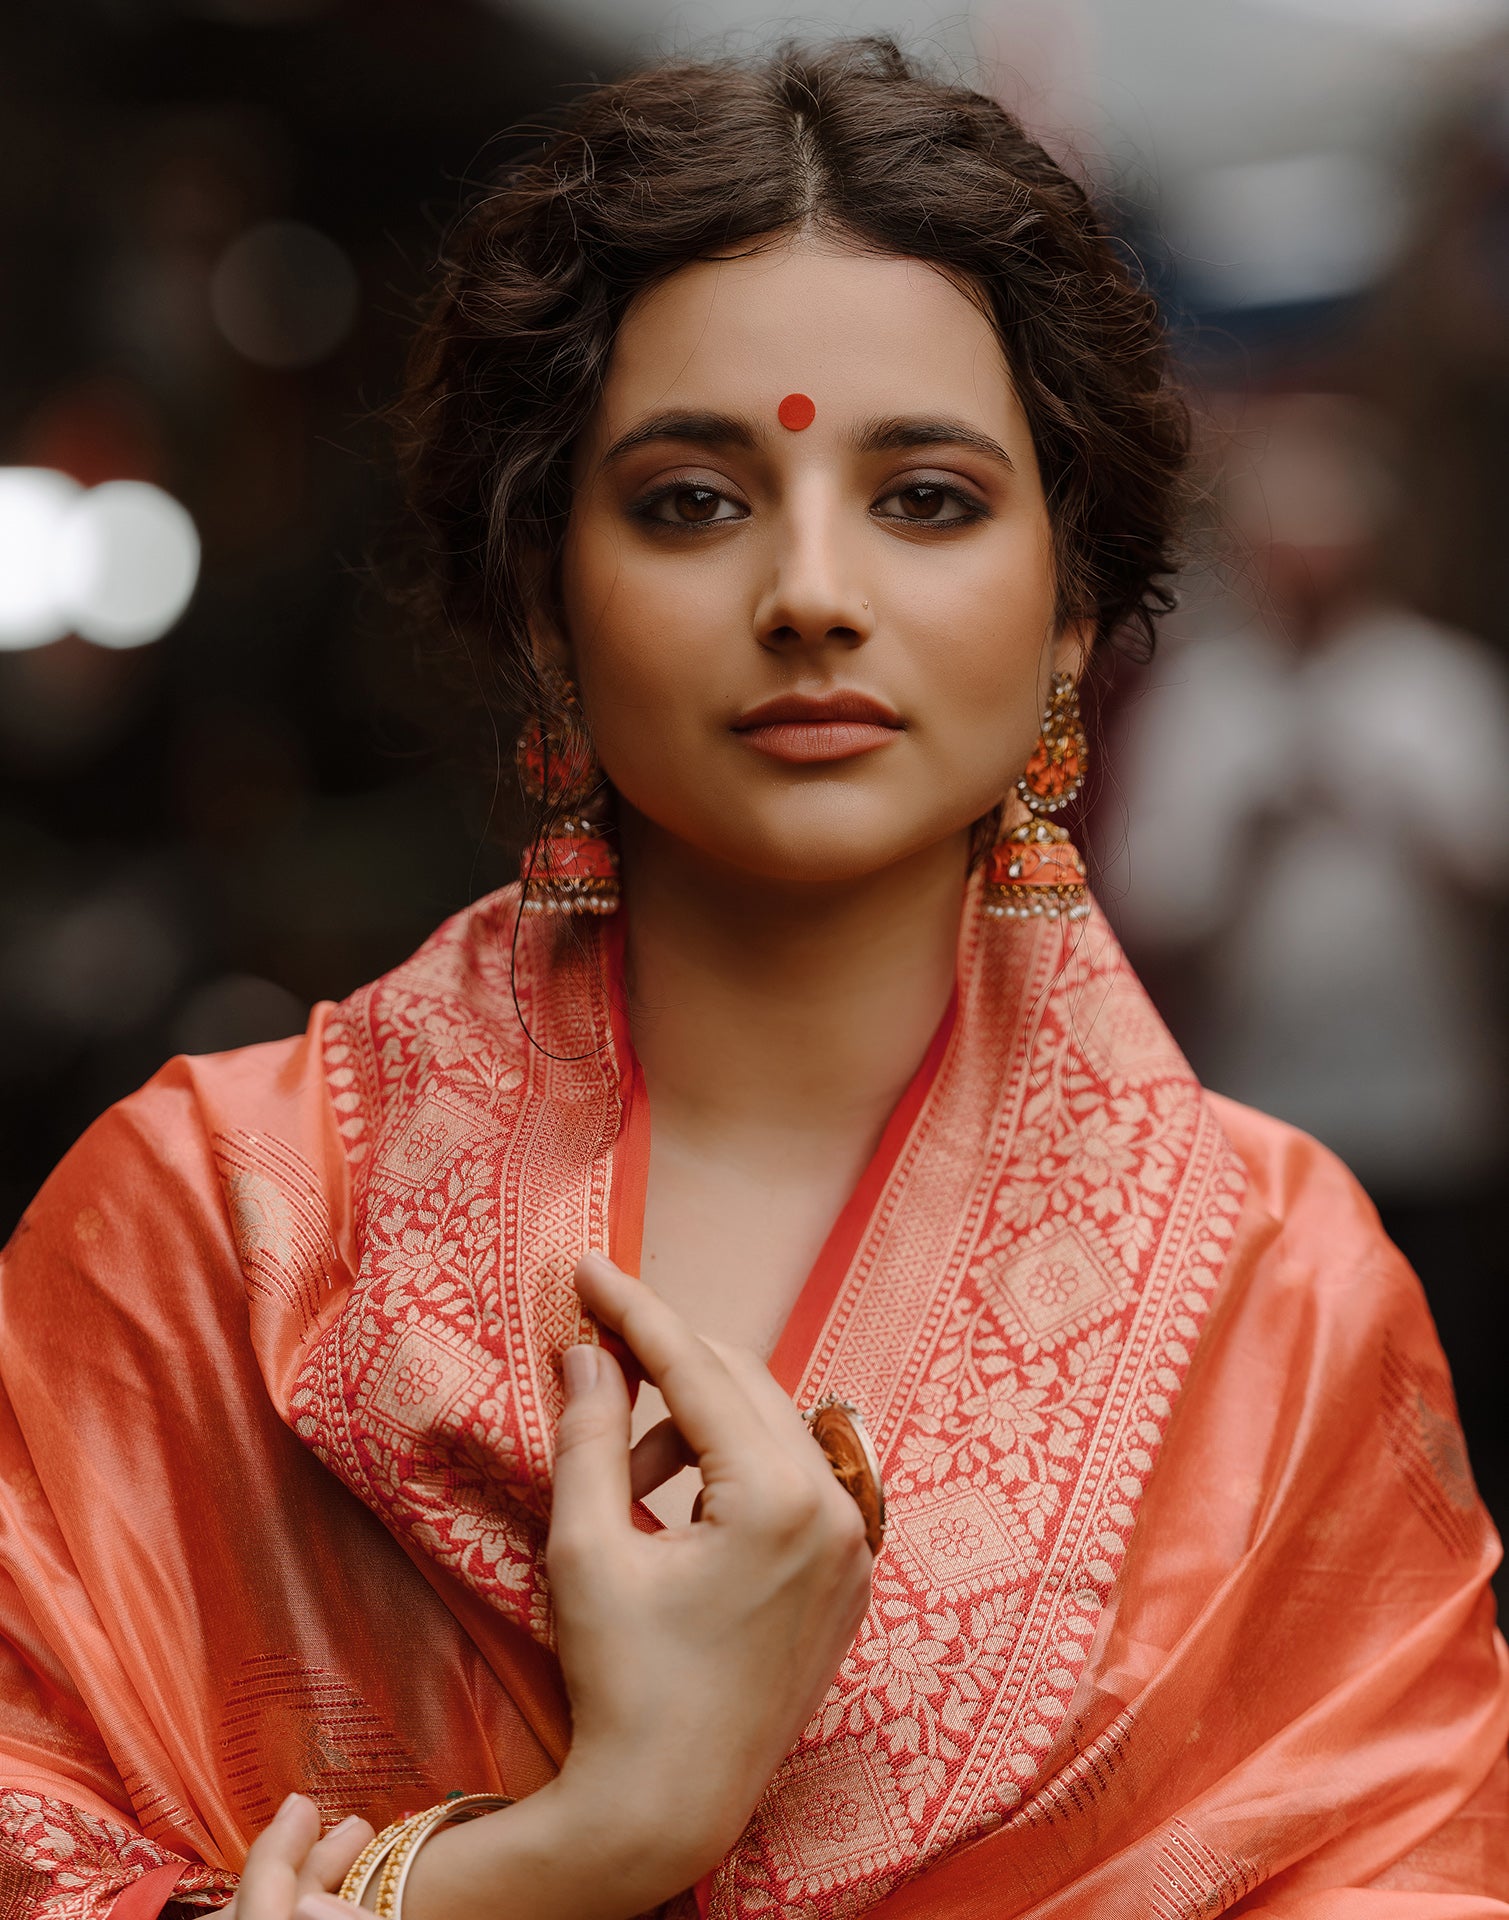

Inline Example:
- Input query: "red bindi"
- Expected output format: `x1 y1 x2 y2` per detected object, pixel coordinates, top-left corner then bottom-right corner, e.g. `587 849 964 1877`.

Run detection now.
777 392 816 431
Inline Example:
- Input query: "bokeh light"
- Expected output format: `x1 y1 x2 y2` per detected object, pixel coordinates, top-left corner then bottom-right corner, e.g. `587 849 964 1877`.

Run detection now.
209 219 360 370
0 472 200 651
54 481 201 649
0 469 83 650
1169 152 1400 310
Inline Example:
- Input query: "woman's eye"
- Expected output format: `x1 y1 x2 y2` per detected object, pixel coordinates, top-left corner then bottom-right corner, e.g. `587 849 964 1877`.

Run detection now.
875 483 984 525
638 484 745 527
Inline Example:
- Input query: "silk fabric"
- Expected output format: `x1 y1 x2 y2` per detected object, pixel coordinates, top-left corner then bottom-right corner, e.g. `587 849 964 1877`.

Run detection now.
0 885 1503 1917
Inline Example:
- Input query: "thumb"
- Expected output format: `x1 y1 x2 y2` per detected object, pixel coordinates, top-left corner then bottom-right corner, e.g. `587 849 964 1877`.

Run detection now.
550 1344 633 1546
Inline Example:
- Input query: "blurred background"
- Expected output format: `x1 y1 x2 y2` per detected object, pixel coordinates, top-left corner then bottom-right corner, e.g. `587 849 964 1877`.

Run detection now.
2 0 1506 1554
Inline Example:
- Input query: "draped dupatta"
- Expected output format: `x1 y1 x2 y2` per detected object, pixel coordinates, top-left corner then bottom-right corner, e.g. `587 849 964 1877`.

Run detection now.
244 883 1247 1911
0 880 1503 1920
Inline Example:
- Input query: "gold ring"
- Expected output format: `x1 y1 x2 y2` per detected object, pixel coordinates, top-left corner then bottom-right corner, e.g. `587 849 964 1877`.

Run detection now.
805 1395 886 1555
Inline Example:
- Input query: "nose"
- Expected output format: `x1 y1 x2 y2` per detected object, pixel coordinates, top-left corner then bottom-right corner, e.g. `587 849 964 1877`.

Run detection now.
754 503 875 655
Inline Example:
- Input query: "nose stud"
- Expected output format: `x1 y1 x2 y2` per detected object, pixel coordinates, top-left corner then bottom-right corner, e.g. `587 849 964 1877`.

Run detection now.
777 392 816 431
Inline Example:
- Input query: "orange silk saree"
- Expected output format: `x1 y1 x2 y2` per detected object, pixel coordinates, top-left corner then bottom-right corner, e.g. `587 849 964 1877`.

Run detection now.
0 882 1504 1920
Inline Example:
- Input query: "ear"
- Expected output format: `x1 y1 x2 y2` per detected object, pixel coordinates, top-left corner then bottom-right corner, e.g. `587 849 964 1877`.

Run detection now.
1050 617 1094 685
526 607 572 682
518 543 573 684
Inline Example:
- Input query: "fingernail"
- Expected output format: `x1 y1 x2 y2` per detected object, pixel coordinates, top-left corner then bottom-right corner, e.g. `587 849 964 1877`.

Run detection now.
563 1344 599 1398
275 1791 307 1821
325 1814 363 1839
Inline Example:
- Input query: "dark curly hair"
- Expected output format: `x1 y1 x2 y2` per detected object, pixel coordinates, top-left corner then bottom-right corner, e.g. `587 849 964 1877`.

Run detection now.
393 37 1188 729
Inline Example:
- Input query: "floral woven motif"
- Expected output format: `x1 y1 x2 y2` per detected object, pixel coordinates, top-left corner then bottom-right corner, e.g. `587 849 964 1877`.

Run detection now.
717 908 1246 1915
287 910 616 1642
271 885 1246 1916
0 1794 233 1920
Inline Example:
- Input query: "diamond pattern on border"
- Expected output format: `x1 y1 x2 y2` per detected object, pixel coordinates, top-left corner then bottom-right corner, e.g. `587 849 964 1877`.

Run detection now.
227 887 1251 1920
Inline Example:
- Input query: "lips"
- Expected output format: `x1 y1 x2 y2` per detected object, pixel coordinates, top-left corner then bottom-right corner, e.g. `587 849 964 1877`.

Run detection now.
732 690 904 765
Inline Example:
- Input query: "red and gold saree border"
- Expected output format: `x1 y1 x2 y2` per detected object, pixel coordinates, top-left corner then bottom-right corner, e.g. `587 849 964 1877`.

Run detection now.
714 908 1247 1914
231 883 1247 1914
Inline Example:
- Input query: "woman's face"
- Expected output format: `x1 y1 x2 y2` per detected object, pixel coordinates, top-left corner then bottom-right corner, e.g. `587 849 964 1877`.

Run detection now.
558 235 1084 886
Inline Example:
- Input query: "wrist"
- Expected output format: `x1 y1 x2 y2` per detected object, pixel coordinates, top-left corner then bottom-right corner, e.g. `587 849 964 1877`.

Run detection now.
548 1750 729 1899
400 1773 707 1920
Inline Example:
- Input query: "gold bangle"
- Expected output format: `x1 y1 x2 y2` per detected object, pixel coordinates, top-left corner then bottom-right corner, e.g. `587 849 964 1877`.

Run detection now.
338 1814 414 1907
370 1795 514 1920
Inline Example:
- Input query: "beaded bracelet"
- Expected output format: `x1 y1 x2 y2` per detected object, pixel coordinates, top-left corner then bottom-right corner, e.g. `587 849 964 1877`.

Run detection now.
337 1794 514 1917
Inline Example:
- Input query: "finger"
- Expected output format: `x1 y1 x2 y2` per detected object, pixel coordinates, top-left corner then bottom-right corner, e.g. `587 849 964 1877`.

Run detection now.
628 1416 696 1500
297 1815 373 1897
704 1345 876 1545
574 1253 771 1462
709 1341 827 1470
293 1898 353 1920
550 1340 634 1543
238 1794 321 1920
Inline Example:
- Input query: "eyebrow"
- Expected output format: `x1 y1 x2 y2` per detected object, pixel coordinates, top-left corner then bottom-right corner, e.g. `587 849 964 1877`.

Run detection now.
600 409 760 466
851 416 1015 471
596 407 1016 473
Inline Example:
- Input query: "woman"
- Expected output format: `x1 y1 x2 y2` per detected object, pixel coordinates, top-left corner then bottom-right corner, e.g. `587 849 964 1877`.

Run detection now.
0 38 1504 1920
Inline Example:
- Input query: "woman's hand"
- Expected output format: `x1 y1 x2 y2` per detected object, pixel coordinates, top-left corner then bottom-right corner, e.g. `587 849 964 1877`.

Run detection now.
551 1252 874 1870
219 1793 371 1920
401 1251 874 1920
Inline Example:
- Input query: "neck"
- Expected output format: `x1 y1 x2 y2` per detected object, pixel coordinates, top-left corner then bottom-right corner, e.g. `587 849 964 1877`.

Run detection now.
618 814 967 1144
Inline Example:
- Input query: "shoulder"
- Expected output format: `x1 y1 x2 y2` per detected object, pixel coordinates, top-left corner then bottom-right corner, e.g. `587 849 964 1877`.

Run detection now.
1207 1088 1434 1333
1 884 537 1337
1203 1092 1465 1468
1207 1091 1390 1267
1199 1090 1466 1460
1 1021 330 1340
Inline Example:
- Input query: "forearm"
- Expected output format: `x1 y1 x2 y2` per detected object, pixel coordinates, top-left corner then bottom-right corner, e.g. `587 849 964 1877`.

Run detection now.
399 1777 701 1920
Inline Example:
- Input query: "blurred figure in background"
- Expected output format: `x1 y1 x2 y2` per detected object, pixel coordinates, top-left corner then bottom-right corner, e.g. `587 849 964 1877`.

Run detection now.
1111 391 1509 1189
1106 41 1509 1529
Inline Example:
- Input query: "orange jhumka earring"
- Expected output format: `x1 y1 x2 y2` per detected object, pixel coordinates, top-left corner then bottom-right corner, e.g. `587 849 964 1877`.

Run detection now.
983 669 1091 921
515 677 620 917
